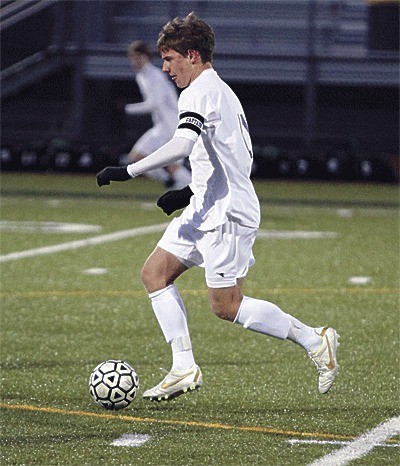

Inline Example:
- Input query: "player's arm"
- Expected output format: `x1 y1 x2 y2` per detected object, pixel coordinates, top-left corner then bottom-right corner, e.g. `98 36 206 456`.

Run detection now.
124 85 158 114
125 74 160 115
96 136 194 187
155 109 205 215
125 101 153 115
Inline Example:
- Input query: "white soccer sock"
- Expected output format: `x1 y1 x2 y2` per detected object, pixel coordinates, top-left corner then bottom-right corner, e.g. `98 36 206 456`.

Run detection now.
234 296 291 339
234 296 321 353
287 316 322 354
170 335 195 371
149 284 195 371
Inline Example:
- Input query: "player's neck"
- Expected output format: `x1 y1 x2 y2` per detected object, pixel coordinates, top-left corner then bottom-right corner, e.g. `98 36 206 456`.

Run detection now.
189 62 212 84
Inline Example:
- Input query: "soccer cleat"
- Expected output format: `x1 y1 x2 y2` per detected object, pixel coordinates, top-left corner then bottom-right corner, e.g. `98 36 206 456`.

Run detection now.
143 365 203 402
309 326 340 394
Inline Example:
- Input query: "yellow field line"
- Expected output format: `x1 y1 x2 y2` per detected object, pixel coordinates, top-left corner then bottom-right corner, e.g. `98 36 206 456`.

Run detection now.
0 288 398 299
1 402 399 444
0 402 354 441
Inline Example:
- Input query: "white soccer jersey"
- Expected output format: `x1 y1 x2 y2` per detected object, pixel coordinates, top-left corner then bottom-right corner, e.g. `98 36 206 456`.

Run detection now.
174 68 260 231
131 62 179 136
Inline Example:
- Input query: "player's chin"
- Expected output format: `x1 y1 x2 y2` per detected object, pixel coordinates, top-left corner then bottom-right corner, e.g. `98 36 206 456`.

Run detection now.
174 78 187 89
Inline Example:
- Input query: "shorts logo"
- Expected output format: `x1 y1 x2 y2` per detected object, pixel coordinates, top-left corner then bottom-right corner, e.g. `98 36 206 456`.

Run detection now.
216 272 225 277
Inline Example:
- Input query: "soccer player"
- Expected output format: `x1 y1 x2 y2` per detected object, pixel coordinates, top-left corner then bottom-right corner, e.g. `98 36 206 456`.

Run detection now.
125 40 191 189
97 13 340 401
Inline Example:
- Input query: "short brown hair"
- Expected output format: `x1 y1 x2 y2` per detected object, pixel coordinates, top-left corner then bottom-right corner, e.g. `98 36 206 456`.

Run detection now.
127 40 152 58
157 12 215 63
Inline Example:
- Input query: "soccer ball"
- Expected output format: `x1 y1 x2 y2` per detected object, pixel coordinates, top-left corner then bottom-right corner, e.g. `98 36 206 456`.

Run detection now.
89 359 139 410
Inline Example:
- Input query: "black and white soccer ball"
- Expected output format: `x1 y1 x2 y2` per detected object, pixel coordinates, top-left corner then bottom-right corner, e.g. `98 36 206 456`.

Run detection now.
89 360 139 410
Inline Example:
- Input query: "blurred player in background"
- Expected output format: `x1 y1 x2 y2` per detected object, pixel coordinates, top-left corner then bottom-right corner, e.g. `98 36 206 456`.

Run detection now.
97 14 340 402
125 40 191 189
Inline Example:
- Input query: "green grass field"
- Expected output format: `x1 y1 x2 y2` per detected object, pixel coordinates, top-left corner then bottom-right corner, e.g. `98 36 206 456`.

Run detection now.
1 173 399 465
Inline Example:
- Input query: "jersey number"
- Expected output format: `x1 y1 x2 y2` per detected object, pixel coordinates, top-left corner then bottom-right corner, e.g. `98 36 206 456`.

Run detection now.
238 114 253 158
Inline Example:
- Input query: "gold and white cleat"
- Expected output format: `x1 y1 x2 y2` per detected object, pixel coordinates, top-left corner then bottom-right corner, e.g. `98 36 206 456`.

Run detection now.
310 327 340 394
143 365 203 402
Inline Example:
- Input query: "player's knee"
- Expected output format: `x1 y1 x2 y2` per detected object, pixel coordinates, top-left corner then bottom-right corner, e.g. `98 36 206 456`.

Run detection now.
140 263 159 291
209 287 243 322
210 298 238 322
140 262 172 293
212 307 233 322
140 263 150 288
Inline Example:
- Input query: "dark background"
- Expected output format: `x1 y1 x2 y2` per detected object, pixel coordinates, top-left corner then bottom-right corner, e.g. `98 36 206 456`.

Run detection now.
1 0 398 181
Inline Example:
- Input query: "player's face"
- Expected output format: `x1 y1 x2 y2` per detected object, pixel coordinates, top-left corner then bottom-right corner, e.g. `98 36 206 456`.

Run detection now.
161 49 194 88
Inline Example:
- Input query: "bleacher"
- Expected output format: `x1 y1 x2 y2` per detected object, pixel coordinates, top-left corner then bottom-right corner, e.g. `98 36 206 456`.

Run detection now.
2 0 397 86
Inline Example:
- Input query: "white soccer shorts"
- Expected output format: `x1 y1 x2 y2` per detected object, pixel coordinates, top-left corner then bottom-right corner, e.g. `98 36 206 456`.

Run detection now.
157 217 257 288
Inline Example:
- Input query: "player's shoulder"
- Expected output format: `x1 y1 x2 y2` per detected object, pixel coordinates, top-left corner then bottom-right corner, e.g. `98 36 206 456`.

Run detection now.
187 70 234 104
145 62 161 76
196 68 220 88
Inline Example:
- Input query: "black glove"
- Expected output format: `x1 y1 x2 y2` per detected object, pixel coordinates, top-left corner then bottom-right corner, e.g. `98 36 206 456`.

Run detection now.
96 166 131 187
157 185 193 215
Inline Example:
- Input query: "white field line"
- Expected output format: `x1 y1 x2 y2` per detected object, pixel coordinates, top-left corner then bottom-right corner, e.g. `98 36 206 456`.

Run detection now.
288 439 400 448
309 417 400 466
0 220 102 234
1 225 336 264
0 223 168 263
111 433 152 447
257 230 337 239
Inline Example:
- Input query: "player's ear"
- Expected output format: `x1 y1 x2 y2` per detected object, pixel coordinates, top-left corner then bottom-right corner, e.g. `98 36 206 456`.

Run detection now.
187 50 199 63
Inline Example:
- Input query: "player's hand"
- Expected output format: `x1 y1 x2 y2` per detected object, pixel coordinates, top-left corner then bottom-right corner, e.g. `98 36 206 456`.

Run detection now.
157 185 193 215
96 166 131 187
